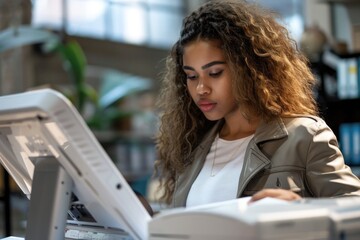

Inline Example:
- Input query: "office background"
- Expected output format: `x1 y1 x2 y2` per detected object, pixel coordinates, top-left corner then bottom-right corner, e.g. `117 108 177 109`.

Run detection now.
0 0 359 238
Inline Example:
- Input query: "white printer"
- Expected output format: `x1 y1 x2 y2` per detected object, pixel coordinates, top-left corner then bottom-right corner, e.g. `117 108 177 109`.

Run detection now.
148 197 360 240
300 197 360 240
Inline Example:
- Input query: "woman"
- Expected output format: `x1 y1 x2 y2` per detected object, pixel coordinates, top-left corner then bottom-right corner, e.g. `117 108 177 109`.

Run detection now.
155 0 360 208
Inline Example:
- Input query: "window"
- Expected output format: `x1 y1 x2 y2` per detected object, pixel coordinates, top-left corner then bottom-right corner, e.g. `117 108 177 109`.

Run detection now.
31 0 184 49
31 0 304 48
251 0 305 42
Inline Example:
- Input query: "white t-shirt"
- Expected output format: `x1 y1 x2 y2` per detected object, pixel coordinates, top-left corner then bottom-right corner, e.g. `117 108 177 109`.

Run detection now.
186 134 254 207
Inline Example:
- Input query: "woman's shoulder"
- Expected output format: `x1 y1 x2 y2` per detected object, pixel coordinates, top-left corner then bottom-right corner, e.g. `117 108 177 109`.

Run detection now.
281 115 331 135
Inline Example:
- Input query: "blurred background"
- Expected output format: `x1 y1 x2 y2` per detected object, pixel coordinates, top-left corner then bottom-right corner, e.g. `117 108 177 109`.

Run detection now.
0 0 360 238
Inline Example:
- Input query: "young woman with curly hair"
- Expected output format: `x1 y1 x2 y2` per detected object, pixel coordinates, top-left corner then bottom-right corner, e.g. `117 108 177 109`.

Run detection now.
154 0 360 208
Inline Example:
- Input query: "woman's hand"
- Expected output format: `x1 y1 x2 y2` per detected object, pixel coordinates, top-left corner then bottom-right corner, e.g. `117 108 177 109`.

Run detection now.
249 189 301 203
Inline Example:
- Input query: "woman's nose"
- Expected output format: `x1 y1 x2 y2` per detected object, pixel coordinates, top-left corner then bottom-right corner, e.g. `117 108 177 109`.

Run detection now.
196 79 210 95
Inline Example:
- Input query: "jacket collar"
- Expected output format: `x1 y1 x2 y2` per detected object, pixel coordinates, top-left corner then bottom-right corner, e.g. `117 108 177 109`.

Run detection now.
198 117 289 145
253 117 288 144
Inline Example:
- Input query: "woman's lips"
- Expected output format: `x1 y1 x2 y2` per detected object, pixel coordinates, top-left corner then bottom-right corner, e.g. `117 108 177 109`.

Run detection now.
197 100 216 112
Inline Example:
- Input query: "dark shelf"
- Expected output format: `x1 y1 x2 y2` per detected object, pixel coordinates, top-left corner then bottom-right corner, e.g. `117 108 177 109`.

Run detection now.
321 98 360 137
311 50 360 168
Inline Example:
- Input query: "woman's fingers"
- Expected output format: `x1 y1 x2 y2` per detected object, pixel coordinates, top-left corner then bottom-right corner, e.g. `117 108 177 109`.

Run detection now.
249 189 301 203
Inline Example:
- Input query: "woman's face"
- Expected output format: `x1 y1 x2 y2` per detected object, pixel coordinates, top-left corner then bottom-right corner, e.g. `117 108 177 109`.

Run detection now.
182 39 239 121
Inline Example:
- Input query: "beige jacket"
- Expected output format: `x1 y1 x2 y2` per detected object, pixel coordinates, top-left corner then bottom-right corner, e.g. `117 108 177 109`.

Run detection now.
172 115 360 207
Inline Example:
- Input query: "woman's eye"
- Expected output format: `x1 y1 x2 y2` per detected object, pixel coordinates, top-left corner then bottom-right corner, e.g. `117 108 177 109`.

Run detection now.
186 75 197 80
209 70 223 77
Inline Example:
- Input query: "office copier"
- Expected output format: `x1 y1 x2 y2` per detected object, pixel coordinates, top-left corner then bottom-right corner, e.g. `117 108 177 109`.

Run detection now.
148 197 360 240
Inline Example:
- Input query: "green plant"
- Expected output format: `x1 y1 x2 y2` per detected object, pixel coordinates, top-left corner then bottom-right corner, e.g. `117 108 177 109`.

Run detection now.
87 69 152 130
56 41 152 131
56 40 98 115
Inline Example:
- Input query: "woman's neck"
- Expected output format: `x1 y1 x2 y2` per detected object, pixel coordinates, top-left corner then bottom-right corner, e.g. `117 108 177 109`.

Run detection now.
220 112 260 140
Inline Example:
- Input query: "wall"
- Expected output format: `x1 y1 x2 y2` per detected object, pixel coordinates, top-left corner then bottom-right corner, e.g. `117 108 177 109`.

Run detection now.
32 36 169 91
305 0 332 39
0 0 34 95
332 2 360 52
305 0 360 53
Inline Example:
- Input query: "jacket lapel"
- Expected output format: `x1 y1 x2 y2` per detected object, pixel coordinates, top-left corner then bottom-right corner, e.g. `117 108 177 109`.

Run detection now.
237 118 288 197
236 142 271 196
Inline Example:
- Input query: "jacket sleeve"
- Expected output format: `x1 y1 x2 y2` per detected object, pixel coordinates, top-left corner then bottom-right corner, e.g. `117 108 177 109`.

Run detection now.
306 119 360 197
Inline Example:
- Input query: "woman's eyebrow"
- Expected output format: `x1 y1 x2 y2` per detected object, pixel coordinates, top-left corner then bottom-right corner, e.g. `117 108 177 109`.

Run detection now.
183 61 226 71
183 66 194 71
201 61 225 69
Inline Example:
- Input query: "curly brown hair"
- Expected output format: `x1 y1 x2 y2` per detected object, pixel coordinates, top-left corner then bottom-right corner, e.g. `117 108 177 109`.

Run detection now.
155 0 318 204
